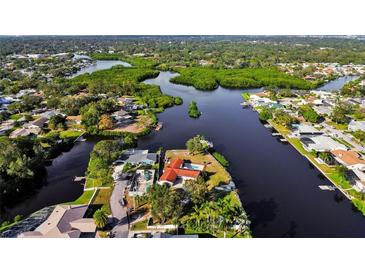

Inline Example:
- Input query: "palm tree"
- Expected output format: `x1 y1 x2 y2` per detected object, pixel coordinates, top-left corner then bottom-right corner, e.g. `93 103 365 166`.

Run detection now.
93 209 108 229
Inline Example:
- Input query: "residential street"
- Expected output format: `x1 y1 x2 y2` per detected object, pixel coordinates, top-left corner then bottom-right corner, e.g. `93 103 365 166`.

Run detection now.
110 180 129 238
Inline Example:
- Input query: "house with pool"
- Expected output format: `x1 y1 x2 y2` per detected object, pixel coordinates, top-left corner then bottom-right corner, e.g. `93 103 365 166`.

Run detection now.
158 158 205 188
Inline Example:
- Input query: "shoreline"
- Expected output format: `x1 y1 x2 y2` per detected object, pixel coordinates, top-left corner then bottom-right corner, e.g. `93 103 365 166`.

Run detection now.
266 119 353 201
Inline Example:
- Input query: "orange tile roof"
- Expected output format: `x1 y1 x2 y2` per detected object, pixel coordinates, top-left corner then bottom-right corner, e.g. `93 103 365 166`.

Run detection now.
159 168 177 182
169 159 184 169
159 158 201 183
175 169 200 179
331 150 365 166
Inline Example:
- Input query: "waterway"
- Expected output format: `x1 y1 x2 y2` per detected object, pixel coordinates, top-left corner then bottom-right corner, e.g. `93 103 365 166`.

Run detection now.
139 72 365 237
4 71 365 237
70 58 131 78
316 75 358 91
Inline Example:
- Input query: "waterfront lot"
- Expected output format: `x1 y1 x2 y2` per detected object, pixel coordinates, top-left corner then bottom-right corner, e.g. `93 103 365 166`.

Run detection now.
165 149 231 188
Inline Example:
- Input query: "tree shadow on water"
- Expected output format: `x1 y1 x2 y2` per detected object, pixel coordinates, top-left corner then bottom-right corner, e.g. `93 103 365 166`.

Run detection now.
245 198 278 229
280 221 297 238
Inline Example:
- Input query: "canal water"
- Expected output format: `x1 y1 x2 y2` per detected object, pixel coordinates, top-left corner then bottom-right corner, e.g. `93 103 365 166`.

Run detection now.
316 75 358 91
4 71 365 237
139 72 365 237
70 58 131 78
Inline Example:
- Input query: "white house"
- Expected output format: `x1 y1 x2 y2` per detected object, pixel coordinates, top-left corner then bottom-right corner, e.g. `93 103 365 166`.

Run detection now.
348 120 365 132
292 124 322 137
300 135 347 152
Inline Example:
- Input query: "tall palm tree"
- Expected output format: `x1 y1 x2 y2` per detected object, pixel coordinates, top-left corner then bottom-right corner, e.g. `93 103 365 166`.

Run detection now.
93 209 108 229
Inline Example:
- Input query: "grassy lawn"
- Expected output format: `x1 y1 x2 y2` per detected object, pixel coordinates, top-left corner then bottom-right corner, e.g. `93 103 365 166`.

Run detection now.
131 220 148 231
85 177 113 189
66 190 95 205
10 114 22 121
59 130 84 139
327 121 348 131
91 188 113 205
165 149 231 188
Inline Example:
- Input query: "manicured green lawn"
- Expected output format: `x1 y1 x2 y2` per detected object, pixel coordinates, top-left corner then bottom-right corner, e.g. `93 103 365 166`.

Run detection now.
67 190 95 205
91 188 113 205
10 114 22 121
327 121 348 131
60 130 84 139
131 220 148 231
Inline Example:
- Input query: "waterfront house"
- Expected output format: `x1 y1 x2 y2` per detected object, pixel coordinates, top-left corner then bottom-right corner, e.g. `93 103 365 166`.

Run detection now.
300 135 347 152
18 205 96 238
330 149 365 192
158 158 204 187
25 116 48 130
250 94 277 107
292 124 323 137
111 109 132 123
330 150 365 169
348 120 365 132
121 149 157 165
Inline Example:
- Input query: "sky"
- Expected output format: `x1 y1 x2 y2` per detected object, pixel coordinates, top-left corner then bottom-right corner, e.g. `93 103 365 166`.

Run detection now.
0 0 364 35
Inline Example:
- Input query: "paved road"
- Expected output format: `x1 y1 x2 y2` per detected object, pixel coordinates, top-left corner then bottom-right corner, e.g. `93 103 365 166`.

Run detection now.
110 180 129 238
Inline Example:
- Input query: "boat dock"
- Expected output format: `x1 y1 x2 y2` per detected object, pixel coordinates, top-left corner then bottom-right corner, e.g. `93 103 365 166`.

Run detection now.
74 132 86 142
155 122 163 131
319 185 337 191
74 176 86 182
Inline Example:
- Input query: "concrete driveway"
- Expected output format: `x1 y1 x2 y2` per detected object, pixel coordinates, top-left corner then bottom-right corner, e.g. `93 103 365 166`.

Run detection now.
110 180 129 237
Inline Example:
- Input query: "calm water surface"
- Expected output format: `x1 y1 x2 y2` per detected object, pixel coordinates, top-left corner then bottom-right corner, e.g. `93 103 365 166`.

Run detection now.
317 75 358 91
70 59 131 78
4 71 365 237
139 72 365 237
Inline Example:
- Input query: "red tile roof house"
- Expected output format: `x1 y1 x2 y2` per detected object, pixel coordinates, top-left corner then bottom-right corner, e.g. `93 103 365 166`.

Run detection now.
331 150 365 192
158 158 204 188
